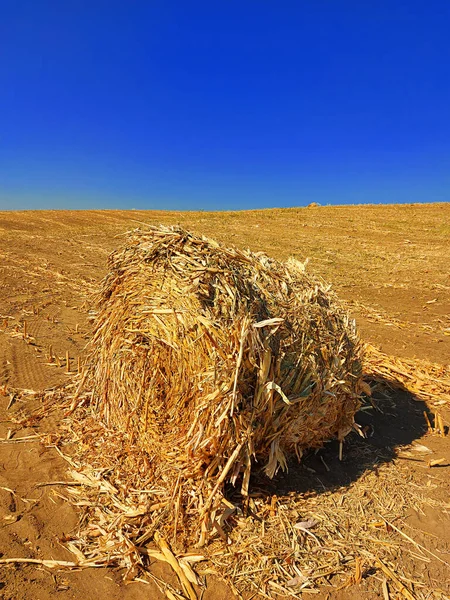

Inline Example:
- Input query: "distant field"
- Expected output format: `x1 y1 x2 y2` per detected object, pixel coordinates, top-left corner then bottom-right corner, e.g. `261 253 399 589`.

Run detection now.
1 203 449 371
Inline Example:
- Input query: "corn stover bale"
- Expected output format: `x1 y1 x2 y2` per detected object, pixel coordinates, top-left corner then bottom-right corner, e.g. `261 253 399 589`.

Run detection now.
83 226 363 539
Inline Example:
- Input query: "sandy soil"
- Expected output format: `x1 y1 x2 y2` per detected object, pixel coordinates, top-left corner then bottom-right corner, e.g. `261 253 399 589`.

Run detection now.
0 205 449 599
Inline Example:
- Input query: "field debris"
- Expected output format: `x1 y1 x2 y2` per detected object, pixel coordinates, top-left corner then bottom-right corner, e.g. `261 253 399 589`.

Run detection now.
22 423 448 599
364 343 450 406
5 225 450 599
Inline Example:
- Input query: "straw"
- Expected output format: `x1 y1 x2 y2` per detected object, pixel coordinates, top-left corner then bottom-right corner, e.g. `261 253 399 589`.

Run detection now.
73 225 363 546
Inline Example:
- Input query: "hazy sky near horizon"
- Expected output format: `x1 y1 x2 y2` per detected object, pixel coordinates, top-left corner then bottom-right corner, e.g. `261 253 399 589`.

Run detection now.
1 2 450 211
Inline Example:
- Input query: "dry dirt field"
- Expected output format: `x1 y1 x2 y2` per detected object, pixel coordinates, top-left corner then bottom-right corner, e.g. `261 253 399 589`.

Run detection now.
0 204 449 599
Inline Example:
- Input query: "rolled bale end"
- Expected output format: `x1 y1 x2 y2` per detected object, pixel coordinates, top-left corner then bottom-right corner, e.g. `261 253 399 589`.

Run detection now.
84 225 363 539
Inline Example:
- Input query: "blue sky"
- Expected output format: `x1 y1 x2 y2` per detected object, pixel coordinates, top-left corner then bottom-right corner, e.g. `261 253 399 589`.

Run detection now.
1 1 449 210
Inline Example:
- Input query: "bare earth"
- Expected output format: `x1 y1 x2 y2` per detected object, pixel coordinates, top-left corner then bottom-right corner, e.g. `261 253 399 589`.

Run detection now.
0 204 449 599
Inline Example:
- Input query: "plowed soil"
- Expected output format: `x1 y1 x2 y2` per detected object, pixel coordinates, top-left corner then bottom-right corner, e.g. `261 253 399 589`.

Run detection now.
0 204 449 599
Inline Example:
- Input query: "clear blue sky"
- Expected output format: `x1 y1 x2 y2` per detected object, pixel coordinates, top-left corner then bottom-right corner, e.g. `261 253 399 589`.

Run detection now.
1 1 450 210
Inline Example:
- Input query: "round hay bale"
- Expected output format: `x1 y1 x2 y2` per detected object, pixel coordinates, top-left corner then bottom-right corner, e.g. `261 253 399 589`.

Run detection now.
81 225 362 541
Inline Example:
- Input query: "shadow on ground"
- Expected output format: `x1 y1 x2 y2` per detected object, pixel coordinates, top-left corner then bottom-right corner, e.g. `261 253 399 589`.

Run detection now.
244 373 430 498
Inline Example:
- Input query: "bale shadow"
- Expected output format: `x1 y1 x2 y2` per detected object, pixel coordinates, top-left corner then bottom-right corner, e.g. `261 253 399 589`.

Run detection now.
246 373 431 498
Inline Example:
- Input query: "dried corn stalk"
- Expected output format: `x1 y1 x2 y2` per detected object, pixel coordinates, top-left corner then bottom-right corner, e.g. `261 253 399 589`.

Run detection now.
77 225 363 545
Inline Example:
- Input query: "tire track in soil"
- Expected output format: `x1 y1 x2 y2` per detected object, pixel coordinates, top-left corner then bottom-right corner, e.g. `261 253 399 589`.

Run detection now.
26 316 43 341
0 332 11 387
4 339 64 391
